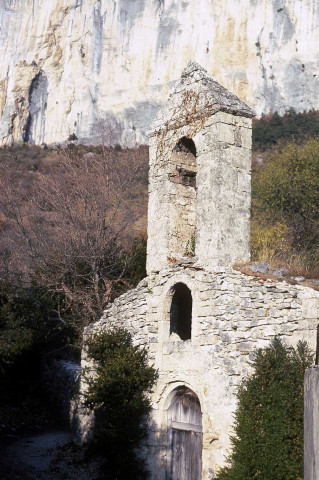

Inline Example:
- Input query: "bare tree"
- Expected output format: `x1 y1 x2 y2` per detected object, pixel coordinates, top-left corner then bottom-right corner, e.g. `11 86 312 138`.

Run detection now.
0 138 148 332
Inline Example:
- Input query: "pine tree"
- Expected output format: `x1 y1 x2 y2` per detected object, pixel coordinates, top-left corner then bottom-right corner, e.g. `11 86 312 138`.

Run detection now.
216 338 313 480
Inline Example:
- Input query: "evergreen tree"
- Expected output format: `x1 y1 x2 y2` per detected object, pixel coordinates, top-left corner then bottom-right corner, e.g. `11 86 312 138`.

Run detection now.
84 328 158 479
216 338 313 480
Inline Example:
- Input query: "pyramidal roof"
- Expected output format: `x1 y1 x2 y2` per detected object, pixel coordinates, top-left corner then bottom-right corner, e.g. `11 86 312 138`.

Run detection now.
149 61 255 135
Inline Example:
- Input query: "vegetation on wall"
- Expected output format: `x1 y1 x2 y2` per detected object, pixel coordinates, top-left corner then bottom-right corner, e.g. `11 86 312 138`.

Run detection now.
84 328 158 479
216 338 313 480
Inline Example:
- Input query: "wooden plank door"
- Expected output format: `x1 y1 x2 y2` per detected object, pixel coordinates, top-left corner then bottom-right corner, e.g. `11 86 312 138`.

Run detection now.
168 388 202 480
171 429 202 480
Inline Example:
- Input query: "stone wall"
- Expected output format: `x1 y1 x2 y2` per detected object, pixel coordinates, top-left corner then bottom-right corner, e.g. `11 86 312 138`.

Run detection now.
42 358 81 429
80 261 319 479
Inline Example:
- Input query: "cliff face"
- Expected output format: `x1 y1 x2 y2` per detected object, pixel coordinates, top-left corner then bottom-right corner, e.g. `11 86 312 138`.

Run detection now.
1 0 319 146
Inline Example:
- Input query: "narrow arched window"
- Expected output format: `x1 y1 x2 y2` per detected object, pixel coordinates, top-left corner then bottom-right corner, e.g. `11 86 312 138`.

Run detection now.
170 283 192 340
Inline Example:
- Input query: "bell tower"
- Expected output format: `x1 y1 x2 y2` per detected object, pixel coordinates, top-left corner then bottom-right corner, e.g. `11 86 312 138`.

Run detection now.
146 61 254 274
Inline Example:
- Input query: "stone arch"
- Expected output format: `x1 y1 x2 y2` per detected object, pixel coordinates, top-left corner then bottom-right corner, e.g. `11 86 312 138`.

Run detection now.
170 282 192 340
167 136 197 258
167 386 203 480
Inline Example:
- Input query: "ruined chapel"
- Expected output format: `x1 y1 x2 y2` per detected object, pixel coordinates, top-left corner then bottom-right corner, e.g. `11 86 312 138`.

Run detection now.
78 62 319 480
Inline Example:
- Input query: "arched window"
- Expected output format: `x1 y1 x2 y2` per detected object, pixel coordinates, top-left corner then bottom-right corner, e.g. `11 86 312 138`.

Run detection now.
175 136 197 157
168 387 202 480
171 136 197 187
170 283 192 340
167 137 197 259
176 136 197 156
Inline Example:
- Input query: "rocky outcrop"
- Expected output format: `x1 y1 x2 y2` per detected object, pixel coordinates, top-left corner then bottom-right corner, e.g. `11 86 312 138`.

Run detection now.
1 0 319 145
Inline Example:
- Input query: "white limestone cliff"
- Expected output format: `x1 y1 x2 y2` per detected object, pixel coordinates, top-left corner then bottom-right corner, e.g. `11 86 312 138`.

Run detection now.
1 0 319 146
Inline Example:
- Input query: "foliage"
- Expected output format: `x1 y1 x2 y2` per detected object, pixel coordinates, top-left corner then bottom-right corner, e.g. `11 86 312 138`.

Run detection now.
252 136 319 260
0 278 76 406
84 328 158 479
0 141 148 432
250 218 290 261
121 235 147 288
216 338 313 480
0 143 148 332
253 109 319 151
184 232 196 257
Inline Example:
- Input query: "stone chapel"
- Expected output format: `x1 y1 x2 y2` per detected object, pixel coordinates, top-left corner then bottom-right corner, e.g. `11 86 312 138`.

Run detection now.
78 61 319 480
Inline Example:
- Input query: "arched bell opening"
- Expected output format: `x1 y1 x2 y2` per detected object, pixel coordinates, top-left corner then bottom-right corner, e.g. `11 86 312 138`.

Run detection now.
167 387 203 480
174 136 197 158
168 137 197 258
169 283 192 341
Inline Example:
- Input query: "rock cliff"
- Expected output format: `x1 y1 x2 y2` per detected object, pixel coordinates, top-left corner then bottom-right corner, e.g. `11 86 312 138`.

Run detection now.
1 0 319 145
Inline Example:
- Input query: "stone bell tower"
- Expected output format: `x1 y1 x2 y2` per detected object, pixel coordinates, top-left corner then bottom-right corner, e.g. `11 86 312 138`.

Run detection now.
147 61 255 274
79 63 319 480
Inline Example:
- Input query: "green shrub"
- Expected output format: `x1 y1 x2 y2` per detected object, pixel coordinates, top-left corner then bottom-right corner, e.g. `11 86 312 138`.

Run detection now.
84 328 158 479
252 137 319 256
250 218 290 261
0 279 76 400
121 235 147 288
253 109 319 151
216 338 313 480
0 280 45 377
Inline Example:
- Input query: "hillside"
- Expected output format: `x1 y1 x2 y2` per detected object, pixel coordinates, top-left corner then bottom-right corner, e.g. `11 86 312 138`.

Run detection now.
1 110 318 285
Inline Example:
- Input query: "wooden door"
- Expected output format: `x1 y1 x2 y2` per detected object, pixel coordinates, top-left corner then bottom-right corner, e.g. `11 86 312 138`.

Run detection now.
168 388 202 480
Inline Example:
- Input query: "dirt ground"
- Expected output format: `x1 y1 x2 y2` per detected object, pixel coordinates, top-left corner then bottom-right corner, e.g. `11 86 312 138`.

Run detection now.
0 428 101 480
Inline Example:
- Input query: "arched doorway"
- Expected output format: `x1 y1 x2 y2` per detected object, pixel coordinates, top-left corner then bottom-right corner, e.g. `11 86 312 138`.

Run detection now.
168 387 202 480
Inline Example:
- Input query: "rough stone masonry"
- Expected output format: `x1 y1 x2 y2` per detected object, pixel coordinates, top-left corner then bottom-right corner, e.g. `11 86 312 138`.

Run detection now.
78 62 319 480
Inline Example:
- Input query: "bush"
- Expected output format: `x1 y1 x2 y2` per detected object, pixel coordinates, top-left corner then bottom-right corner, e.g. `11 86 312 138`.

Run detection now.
252 137 319 260
84 328 158 479
253 109 319 151
250 218 290 261
216 338 313 480
0 280 45 378
0 278 78 422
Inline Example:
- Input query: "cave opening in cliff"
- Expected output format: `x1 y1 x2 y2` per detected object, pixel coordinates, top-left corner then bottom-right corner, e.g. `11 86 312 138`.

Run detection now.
24 72 48 145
